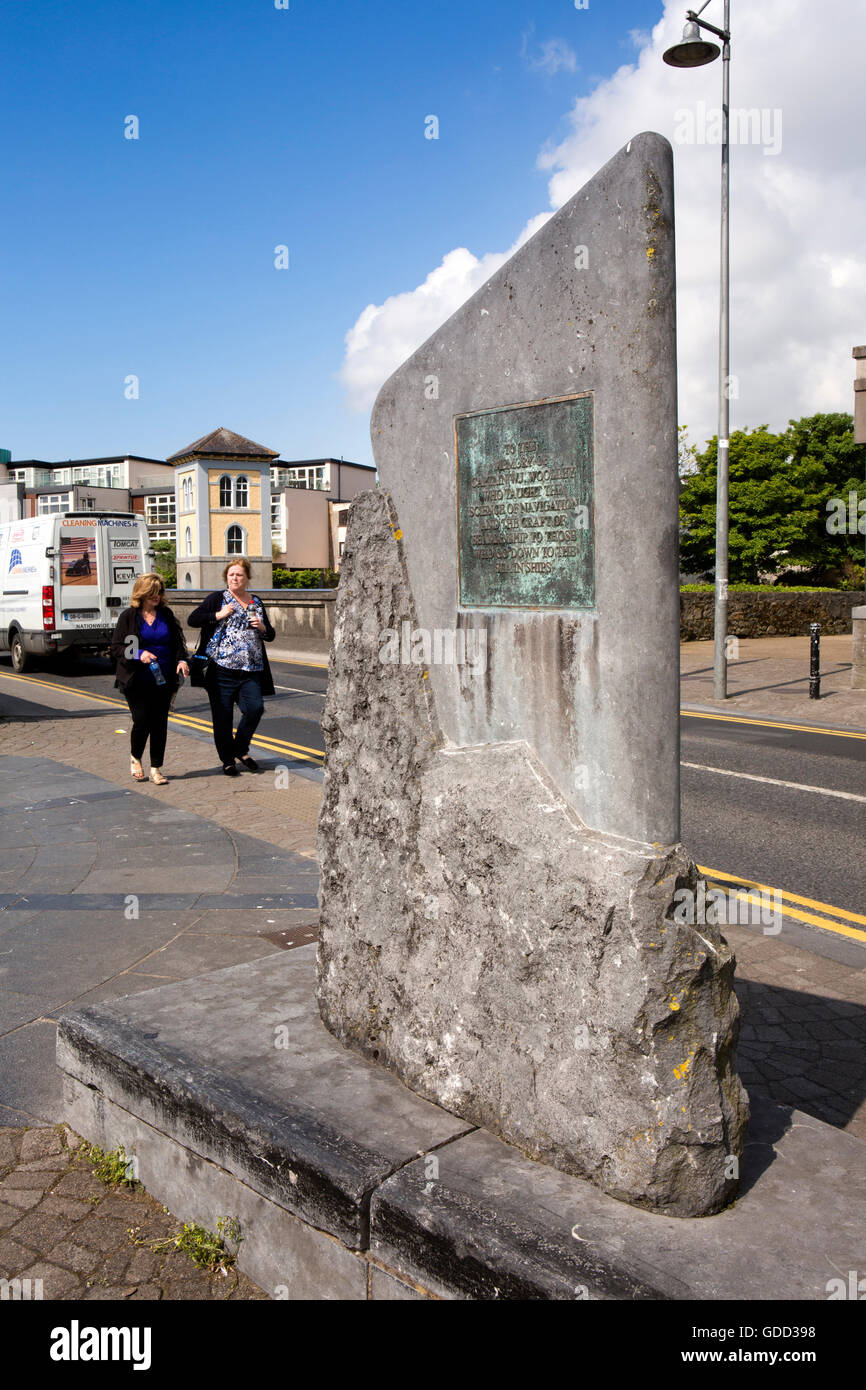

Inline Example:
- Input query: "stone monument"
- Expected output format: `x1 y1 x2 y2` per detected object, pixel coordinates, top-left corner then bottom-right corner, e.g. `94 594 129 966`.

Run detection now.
317 132 748 1217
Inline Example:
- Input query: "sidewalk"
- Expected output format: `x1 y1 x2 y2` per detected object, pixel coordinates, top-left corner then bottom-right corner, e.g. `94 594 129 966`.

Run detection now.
269 645 329 667
0 638 864 1297
0 677 322 1298
681 633 866 729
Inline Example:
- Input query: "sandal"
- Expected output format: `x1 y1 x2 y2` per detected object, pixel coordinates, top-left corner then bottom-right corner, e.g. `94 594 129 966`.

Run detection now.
149 767 168 785
130 757 145 781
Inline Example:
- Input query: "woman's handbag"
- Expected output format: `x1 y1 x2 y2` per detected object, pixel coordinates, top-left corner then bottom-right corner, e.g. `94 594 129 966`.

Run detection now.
189 653 211 688
189 615 228 688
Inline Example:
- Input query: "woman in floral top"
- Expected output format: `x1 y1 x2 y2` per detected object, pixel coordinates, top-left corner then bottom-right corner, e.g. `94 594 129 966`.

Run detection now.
188 559 276 776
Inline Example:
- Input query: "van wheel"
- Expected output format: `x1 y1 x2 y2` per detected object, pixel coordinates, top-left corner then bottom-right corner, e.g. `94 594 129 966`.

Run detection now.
10 633 31 673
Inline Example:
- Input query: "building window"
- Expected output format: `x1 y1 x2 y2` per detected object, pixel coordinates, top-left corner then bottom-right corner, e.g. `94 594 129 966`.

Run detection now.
37 493 71 515
235 476 248 508
283 465 330 492
226 525 244 555
185 526 192 556
271 495 281 533
145 494 176 529
219 475 232 507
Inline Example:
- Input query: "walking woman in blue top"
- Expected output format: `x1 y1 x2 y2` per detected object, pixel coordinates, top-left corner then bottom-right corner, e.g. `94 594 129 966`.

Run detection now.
188 559 276 776
110 573 190 785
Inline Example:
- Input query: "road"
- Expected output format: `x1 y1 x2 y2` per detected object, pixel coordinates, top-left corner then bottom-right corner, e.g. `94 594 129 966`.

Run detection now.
2 651 864 943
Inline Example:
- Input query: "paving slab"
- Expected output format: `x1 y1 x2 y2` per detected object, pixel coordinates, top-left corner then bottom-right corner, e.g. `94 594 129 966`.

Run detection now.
370 1098 866 1299
0 753 322 1128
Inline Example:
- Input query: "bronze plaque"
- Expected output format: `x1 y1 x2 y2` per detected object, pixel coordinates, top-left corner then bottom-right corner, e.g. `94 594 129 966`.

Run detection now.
456 394 595 609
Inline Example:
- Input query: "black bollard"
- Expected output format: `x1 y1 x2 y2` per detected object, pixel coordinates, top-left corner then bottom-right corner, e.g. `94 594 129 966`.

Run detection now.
809 621 821 699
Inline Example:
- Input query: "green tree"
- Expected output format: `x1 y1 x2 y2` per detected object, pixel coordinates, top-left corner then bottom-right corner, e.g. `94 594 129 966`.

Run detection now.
152 540 176 588
679 413 865 583
271 567 339 589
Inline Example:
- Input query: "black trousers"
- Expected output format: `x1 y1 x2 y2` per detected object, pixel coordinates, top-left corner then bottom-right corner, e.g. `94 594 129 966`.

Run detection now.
124 674 174 766
207 666 265 765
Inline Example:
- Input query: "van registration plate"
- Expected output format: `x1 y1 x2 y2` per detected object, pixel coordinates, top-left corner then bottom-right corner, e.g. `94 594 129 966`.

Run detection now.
64 610 99 621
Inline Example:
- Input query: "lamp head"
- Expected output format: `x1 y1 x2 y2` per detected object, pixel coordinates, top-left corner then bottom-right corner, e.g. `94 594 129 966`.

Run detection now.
663 19 721 67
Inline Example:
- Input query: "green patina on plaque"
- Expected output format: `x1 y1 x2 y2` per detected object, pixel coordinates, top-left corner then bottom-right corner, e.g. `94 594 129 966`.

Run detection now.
456 394 595 608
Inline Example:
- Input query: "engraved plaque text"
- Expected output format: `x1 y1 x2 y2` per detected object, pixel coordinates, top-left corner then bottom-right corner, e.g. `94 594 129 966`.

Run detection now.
456 394 595 608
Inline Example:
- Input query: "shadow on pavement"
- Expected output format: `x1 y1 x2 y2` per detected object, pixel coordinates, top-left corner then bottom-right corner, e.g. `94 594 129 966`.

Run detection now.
735 977 865 1133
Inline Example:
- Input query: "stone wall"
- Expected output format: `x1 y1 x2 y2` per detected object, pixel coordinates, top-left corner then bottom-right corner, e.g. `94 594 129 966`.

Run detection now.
680 590 865 641
165 589 335 651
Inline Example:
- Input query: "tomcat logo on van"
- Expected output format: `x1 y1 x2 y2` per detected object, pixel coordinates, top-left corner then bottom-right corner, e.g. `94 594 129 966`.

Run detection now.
49 1320 152 1370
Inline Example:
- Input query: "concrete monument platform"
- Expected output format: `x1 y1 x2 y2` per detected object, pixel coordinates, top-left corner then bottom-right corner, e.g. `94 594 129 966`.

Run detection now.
57 948 865 1300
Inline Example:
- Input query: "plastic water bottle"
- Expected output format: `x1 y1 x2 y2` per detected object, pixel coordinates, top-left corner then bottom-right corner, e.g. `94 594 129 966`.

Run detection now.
149 661 166 686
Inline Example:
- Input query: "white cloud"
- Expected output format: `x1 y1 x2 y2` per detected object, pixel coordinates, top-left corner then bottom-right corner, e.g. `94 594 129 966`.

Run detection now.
339 215 551 412
531 38 579 76
341 0 866 446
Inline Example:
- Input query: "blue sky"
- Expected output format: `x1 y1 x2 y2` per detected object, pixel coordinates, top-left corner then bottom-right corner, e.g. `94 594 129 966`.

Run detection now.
2 0 655 468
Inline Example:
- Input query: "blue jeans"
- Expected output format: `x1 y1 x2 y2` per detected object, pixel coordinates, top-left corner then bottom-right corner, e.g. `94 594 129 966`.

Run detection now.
208 666 264 765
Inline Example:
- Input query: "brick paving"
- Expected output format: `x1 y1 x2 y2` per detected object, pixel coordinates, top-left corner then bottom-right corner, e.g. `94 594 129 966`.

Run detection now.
0 1124 267 1299
727 924 866 1141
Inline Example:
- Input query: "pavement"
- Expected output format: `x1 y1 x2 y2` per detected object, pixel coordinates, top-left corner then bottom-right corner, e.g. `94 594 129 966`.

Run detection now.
681 632 866 727
0 632 864 1298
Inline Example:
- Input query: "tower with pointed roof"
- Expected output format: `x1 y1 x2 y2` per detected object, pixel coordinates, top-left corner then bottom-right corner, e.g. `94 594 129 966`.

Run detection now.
168 428 276 589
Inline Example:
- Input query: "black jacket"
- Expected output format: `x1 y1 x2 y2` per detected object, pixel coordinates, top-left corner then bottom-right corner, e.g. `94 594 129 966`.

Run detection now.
188 590 276 698
110 604 189 692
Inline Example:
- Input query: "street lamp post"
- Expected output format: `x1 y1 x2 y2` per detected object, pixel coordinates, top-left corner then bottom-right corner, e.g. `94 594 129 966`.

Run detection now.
665 2 732 700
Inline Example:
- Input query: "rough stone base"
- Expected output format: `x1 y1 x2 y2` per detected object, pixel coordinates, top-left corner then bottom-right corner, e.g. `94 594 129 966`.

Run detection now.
317 492 748 1216
56 950 865 1301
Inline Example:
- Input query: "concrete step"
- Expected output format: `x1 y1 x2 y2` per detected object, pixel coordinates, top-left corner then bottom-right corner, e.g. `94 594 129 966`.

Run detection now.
57 947 866 1301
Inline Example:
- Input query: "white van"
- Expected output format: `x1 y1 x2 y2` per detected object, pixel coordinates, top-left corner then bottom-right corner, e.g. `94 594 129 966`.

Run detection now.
0 511 154 672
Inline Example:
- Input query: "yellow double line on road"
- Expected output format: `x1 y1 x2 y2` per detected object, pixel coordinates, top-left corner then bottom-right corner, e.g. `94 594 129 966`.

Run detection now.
0 670 325 767
683 709 866 742
698 865 866 945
